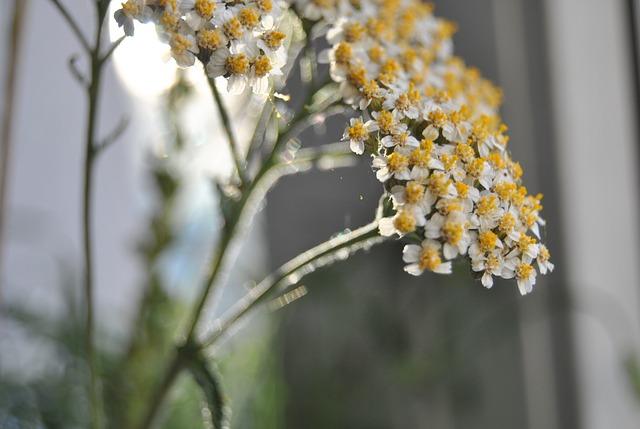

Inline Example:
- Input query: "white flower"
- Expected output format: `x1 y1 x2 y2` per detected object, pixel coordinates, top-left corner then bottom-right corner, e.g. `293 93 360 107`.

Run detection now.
180 0 222 30
169 30 199 67
380 129 420 150
505 232 540 263
378 209 422 237
115 0 151 36
402 240 452 275
424 212 472 259
473 192 503 230
372 151 411 182
381 88 420 120
536 244 554 275
503 258 537 296
342 117 376 155
390 181 434 217
471 250 505 289
206 47 250 93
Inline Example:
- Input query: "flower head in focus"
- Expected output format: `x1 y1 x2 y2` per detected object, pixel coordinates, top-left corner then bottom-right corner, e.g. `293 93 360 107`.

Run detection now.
301 0 554 295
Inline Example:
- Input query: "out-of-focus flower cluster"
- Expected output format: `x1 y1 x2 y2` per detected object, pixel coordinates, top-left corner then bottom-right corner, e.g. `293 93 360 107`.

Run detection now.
115 0 288 94
295 0 554 294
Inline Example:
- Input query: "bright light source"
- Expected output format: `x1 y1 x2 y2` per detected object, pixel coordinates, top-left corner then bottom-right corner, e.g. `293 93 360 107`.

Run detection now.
108 4 178 97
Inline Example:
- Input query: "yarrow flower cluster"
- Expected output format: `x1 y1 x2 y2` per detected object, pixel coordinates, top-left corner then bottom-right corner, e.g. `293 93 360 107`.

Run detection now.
117 0 554 295
295 0 554 294
115 0 287 94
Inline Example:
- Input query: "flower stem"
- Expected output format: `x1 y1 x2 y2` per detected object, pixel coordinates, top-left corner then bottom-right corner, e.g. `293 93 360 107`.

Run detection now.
50 1 120 427
83 7 108 428
201 220 386 347
138 76 343 429
207 76 247 185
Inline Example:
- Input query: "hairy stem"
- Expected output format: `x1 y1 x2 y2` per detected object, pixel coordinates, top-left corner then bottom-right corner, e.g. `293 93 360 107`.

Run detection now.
201 220 385 347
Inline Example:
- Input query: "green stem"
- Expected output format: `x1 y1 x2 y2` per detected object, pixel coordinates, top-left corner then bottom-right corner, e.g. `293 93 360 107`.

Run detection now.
83 9 106 429
50 1 119 427
201 220 385 347
207 76 246 185
137 348 185 429
138 75 338 429
49 0 91 52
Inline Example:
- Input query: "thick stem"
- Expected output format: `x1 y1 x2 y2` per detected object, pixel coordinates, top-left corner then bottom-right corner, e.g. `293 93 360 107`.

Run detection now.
137 350 184 429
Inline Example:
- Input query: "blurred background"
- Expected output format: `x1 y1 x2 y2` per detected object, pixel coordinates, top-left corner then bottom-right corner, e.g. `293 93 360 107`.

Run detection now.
1 0 640 428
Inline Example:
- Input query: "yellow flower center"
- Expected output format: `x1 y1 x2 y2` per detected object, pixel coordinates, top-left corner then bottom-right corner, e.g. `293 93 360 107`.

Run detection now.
441 154 458 171
420 138 434 152
486 254 501 271
476 194 497 216
122 0 140 16
405 181 425 204
409 148 430 168
467 158 486 177
198 29 224 50
517 235 536 253
344 22 366 42
159 0 177 8
170 33 191 54
195 0 215 18
479 231 498 252
443 221 464 245
393 132 410 146
347 65 367 88
428 110 447 127
516 263 534 280
498 213 516 234
510 161 523 180
160 11 179 30
253 55 272 77
387 152 409 172
238 7 260 28
538 245 550 262
428 172 451 197
348 121 368 141
223 17 244 39
362 79 380 100
494 181 516 201
368 45 385 64
257 0 273 12
488 151 506 169
334 42 353 65
455 143 475 162
225 53 249 75
394 211 416 234
439 200 463 215
262 30 286 50
312 0 335 8
380 59 401 79
394 93 411 111
454 182 469 198
375 110 394 134
419 246 442 271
